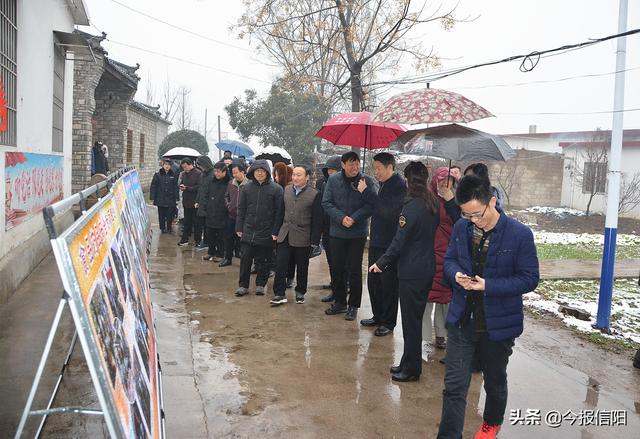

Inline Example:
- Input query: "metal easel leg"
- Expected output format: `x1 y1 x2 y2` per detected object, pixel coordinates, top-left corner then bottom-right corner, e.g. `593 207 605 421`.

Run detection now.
14 297 68 439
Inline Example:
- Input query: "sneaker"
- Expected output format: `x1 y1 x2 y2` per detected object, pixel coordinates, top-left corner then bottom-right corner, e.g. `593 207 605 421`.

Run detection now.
255 286 265 296
177 240 189 247
270 296 287 306
325 303 347 315
194 241 208 251
321 292 334 303
474 422 501 439
295 292 305 304
286 278 294 289
345 306 358 321
235 287 249 297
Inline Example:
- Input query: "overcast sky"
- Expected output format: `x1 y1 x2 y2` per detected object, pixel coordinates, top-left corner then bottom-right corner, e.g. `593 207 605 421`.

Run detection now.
82 0 640 145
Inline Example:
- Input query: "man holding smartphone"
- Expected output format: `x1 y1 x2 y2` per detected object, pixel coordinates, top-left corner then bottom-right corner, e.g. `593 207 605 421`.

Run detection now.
437 175 539 439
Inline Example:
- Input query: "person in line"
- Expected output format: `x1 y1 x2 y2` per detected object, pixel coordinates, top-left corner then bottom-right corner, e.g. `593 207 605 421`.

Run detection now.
221 162 248 267
235 160 283 296
322 151 377 321
317 156 342 301
177 158 202 246
359 152 406 337
270 165 323 305
196 158 230 262
369 162 439 382
273 162 296 287
150 159 179 233
463 163 505 209
437 175 539 439
424 166 462 351
91 141 109 175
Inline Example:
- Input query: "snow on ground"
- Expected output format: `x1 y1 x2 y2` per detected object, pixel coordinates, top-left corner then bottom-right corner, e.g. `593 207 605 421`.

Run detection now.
525 206 586 217
525 279 640 345
533 231 640 246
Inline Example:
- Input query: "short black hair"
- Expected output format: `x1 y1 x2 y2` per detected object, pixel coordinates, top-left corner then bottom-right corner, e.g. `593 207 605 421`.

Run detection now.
180 158 193 166
373 152 395 169
456 175 493 205
294 164 311 176
223 150 232 155
239 155 246 159
464 163 489 180
341 151 360 163
231 163 246 173
213 161 227 171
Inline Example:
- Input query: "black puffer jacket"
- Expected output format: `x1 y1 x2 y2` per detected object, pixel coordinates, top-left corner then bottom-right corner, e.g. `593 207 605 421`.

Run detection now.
236 160 284 246
197 169 231 229
150 168 179 207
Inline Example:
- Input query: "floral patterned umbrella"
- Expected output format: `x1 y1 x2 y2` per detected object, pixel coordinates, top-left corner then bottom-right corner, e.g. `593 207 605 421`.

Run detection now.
372 88 493 125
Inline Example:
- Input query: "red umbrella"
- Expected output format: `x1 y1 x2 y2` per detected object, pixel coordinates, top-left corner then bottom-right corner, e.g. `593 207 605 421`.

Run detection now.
315 111 406 150
372 88 493 125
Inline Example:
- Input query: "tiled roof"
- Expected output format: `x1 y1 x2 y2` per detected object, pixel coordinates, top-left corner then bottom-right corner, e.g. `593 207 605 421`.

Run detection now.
129 100 172 125
104 58 140 87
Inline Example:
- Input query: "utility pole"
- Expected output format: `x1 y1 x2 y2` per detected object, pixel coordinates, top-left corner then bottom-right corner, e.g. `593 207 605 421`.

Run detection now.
217 115 222 161
204 108 208 146
595 0 628 330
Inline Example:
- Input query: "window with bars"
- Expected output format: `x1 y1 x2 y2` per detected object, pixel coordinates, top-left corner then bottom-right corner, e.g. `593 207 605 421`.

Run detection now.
139 133 145 163
126 129 133 163
582 162 608 194
52 43 65 152
0 0 17 147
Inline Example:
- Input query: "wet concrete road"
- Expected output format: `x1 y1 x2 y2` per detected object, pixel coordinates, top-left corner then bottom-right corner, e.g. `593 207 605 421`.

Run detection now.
1 221 639 438
151 231 640 439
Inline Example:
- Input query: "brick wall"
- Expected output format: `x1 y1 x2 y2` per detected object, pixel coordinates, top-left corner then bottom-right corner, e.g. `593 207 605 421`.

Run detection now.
126 106 170 189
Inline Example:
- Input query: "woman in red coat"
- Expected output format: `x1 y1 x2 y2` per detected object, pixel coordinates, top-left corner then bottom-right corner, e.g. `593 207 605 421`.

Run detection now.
423 166 461 350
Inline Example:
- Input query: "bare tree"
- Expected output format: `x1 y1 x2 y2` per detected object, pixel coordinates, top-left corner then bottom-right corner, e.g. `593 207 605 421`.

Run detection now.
142 71 156 106
618 172 640 214
160 76 180 124
574 142 608 217
493 159 521 208
176 86 193 130
237 0 458 111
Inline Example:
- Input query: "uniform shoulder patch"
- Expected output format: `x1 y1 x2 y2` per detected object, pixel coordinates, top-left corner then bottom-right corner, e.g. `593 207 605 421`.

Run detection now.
399 215 407 228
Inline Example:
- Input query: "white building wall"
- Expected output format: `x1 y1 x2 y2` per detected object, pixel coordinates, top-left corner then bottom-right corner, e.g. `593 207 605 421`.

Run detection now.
501 135 562 154
561 145 640 219
0 0 80 258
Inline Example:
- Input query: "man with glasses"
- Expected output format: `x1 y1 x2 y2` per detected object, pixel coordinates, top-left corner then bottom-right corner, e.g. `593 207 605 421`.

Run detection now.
437 175 539 439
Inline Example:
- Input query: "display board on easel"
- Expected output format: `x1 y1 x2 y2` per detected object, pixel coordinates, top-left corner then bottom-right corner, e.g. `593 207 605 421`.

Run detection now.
49 170 162 438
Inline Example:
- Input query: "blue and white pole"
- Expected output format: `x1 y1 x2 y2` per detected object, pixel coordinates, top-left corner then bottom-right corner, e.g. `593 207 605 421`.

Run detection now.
596 0 628 330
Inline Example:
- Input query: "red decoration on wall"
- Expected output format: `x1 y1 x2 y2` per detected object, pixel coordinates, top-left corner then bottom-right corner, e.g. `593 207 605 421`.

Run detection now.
0 81 7 133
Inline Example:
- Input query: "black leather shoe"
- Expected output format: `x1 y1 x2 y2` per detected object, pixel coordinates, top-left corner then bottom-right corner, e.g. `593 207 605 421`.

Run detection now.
345 306 358 321
390 365 402 374
325 303 347 315
321 293 334 303
391 371 420 382
218 258 232 267
374 326 393 337
360 318 377 327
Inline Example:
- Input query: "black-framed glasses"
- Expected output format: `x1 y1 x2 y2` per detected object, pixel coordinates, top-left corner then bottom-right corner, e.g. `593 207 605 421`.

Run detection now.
461 204 488 220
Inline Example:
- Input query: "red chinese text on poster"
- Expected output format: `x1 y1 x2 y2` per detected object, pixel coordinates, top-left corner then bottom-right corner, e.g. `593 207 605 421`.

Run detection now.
0 81 7 133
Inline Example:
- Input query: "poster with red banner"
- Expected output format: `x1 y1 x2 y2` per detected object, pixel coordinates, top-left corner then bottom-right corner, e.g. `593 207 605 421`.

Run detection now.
5 151 64 230
51 170 161 438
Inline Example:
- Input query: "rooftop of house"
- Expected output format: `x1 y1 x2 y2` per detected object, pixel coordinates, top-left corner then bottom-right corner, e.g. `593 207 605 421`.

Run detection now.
502 129 640 141
129 101 172 125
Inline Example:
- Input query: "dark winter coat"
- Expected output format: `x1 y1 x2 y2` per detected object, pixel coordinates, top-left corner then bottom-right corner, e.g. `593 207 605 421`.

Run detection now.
444 211 540 342
361 172 406 249
92 145 109 175
376 197 439 280
318 156 342 241
150 167 179 207
428 167 462 304
180 168 202 209
321 170 378 239
275 185 323 247
197 170 231 229
236 160 284 247
225 178 249 219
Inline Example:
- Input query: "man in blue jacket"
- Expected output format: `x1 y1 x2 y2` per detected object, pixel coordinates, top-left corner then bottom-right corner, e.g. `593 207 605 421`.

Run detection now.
322 151 378 321
358 152 406 336
437 175 539 439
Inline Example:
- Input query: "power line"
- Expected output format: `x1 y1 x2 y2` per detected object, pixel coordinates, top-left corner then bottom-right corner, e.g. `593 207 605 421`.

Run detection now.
109 0 253 53
496 107 640 116
106 39 272 84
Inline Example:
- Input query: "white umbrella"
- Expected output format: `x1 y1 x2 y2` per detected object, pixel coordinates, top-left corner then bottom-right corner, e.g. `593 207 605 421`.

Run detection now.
254 146 292 164
162 147 202 159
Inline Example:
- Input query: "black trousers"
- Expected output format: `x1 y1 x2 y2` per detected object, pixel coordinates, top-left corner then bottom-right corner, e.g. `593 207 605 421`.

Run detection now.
367 246 399 329
330 237 367 308
322 234 334 285
398 277 433 376
206 227 225 257
157 206 173 231
182 208 202 242
274 237 311 297
239 243 274 288
224 218 238 260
